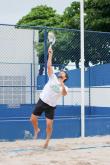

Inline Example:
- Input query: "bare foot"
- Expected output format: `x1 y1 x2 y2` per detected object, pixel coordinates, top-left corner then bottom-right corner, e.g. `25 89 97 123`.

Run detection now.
33 128 40 139
43 139 49 148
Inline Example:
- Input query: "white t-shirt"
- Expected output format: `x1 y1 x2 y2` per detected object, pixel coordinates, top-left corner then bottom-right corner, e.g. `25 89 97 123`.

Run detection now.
40 74 68 107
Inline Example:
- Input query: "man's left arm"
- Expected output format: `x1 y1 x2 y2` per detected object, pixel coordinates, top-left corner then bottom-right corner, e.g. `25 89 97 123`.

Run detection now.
61 82 68 96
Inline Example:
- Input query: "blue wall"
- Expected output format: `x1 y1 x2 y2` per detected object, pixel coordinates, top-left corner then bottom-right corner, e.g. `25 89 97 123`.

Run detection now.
0 105 81 140
0 104 110 140
37 63 110 89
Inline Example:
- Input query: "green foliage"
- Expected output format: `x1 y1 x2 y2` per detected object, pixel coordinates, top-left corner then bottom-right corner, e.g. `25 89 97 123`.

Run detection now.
84 0 110 66
62 0 110 67
53 31 80 68
17 5 62 27
84 31 110 67
17 2 110 71
62 2 80 29
62 0 110 32
85 0 110 32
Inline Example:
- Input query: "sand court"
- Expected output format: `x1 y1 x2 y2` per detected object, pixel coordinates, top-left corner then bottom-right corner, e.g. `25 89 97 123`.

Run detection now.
0 136 110 165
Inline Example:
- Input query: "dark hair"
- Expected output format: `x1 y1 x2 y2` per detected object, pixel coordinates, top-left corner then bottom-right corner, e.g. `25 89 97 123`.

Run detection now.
63 71 69 82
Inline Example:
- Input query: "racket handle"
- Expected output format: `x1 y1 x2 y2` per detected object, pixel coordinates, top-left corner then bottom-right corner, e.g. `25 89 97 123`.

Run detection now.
49 44 52 49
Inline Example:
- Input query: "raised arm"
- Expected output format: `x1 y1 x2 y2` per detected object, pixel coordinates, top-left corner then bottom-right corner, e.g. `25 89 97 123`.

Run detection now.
47 48 53 77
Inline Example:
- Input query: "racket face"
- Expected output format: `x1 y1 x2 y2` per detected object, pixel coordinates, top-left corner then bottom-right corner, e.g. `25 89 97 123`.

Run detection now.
48 32 56 46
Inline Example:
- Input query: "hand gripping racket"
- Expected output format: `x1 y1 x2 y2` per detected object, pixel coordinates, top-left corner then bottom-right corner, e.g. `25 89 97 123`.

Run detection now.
48 32 56 48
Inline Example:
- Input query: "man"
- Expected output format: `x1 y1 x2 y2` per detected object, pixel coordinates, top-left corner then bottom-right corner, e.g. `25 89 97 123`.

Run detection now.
30 47 68 148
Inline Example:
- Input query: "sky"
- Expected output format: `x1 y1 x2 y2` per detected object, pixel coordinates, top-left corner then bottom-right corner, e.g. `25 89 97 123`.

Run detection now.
0 0 78 24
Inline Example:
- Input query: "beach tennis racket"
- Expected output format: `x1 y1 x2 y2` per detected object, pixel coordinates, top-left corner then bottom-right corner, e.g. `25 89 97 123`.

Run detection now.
48 32 56 48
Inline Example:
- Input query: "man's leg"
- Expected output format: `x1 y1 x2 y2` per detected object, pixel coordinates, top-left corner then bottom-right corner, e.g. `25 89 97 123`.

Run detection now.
44 118 53 148
30 114 40 139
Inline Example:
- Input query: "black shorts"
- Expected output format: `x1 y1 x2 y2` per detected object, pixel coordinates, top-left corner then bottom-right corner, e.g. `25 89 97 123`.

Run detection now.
32 99 56 120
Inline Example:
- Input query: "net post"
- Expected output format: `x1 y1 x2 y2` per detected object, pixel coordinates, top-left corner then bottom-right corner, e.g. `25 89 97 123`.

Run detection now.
80 0 85 137
30 63 32 104
44 27 48 84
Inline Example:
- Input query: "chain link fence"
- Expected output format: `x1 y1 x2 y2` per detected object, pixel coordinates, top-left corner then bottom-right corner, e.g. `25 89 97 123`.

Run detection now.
85 31 110 113
36 27 81 106
0 24 110 139
0 24 38 106
0 24 81 106
0 24 110 109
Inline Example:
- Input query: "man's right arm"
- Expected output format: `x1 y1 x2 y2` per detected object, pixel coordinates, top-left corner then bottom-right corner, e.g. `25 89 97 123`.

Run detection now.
47 48 53 77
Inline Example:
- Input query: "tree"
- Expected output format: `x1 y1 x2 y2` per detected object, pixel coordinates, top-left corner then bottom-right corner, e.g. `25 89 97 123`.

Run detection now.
62 2 80 29
37 30 80 74
17 5 64 74
17 5 62 27
62 0 110 67
62 0 110 32
85 0 110 32
17 2 110 71
52 31 80 69
84 31 110 67
84 0 110 66
17 5 81 73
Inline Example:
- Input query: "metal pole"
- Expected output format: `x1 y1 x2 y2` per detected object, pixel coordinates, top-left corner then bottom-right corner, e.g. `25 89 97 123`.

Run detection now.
31 63 32 104
80 0 85 137
44 28 48 84
32 30 36 104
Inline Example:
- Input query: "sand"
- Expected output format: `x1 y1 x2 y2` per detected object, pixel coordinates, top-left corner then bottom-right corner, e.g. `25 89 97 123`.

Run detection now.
0 136 110 165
